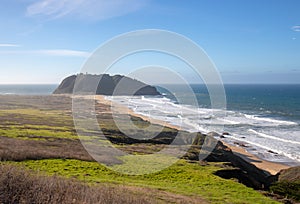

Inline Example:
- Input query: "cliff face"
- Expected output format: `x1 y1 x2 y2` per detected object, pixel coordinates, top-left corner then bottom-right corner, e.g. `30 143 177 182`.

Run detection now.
53 74 161 96
53 75 76 94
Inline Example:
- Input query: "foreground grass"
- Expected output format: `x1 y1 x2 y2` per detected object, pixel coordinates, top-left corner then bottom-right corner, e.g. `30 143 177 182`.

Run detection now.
7 159 279 204
0 164 153 204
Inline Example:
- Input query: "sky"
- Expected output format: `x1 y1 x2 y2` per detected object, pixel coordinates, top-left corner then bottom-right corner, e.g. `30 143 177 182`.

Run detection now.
0 0 300 84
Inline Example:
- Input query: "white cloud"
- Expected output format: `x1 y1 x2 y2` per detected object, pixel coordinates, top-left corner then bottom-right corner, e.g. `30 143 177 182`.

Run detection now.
27 0 84 18
26 0 148 21
291 25 300 32
0 44 20 47
0 49 90 57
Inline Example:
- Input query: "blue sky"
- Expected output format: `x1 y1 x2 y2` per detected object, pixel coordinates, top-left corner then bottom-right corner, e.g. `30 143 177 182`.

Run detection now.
0 0 299 84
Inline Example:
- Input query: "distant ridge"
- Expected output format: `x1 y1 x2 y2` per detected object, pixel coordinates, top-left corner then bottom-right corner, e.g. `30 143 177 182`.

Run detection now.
53 74 161 96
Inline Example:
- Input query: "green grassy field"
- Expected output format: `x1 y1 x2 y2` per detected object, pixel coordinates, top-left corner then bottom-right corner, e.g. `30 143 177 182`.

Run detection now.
0 95 281 204
6 159 278 204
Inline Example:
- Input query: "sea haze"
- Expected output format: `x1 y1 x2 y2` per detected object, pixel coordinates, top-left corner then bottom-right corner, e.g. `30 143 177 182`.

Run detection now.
107 84 300 165
0 84 57 95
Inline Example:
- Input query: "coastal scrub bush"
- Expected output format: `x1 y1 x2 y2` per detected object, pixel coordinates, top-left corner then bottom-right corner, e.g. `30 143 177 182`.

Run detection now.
270 181 300 201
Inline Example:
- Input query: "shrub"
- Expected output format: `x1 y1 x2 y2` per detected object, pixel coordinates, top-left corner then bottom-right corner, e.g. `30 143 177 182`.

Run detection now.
270 181 300 201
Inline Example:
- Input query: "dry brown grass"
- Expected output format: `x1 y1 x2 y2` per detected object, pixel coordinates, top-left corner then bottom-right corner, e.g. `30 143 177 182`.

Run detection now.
0 95 72 111
0 136 93 162
0 136 125 165
0 164 154 204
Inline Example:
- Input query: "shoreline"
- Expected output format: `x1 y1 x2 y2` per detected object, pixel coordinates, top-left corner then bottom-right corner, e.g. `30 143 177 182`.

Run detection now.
223 142 290 175
93 95 291 175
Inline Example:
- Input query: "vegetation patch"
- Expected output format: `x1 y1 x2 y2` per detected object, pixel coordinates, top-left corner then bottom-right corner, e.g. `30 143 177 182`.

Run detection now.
270 181 300 201
0 108 73 127
0 125 78 140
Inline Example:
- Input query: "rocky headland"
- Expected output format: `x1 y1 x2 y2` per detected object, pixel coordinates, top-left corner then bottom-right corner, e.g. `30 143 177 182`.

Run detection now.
53 74 161 96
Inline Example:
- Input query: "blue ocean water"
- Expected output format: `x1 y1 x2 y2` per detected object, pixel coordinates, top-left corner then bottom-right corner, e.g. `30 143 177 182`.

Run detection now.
159 84 300 123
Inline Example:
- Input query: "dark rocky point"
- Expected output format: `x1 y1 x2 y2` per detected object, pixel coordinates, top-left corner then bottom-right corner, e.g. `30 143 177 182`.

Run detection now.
267 150 278 154
53 73 161 96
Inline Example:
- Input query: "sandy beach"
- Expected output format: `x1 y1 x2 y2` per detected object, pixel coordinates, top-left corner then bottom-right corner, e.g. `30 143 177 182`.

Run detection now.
92 95 291 175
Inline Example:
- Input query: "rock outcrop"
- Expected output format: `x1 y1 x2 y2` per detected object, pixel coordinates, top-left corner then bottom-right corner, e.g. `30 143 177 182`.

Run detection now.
185 134 277 190
277 166 300 182
53 74 161 96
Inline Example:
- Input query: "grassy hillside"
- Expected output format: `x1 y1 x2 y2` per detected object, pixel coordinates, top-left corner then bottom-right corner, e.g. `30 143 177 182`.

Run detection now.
0 95 280 204
6 159 278 204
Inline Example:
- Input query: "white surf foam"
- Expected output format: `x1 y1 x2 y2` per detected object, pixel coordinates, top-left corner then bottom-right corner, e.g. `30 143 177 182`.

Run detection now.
225 134 300 162
248 129 300 145
244 114 298 126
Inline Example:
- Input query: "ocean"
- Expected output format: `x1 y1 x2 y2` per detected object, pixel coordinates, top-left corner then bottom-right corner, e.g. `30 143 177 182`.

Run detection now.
1 84 299 165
